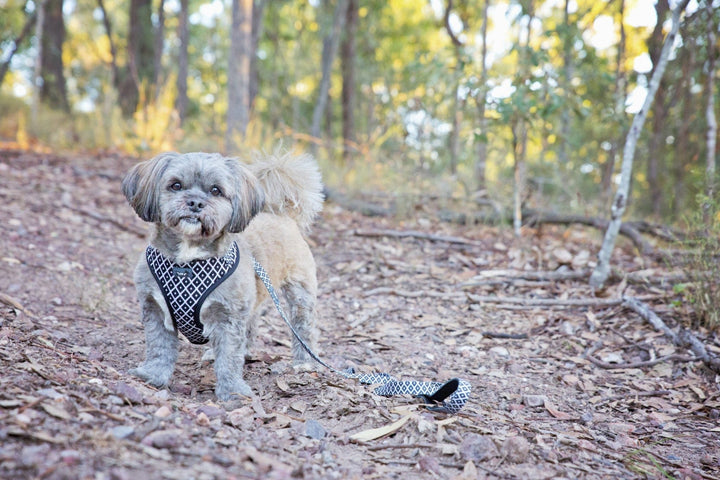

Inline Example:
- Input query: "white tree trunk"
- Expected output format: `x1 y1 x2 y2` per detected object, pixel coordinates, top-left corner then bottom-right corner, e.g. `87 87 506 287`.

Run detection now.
704 2 717 226
589 0 689 289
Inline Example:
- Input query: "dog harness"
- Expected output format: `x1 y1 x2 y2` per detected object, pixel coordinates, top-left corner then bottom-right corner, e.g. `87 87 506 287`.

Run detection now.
146 242 240 344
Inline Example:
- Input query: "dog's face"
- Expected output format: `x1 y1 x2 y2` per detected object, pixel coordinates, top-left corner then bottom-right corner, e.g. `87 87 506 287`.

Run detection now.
122 152 265 240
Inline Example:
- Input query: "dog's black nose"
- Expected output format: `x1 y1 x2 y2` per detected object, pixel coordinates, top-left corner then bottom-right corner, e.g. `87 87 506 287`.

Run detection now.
187 198 205 211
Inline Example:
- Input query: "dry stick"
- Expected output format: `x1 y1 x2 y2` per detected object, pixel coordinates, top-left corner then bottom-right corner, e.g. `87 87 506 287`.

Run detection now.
363 287 464 299
595 390 672 406
467 294 626 308
586 353 699 370
61 202 146 238
353 228 483 246
622 296 720 373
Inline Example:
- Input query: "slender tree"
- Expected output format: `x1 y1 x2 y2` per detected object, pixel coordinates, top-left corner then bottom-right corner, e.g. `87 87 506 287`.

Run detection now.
590 0 690 289
340 0 358 160
703 0 717 227
40 0 69 112
225 0 253 152
474 0 490 192
176 0 189 126
311 0 348 153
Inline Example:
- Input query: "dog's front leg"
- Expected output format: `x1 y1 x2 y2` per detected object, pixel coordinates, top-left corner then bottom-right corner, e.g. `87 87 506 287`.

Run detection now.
129 297 178 387
205 303 253 401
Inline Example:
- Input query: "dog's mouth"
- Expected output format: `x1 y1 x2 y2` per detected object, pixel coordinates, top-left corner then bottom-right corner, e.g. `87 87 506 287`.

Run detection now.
180 216 201 224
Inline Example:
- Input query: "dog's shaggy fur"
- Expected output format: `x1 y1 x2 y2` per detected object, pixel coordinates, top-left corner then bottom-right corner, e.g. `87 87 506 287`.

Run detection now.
122 150 323 401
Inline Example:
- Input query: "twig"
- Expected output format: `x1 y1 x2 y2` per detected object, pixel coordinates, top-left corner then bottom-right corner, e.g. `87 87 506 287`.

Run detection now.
363 287 464 299
586 353 699 370
467 294 625 308
596 390 672 405
622 296 720 373
61 202 146 238
481 331 529 340
353 228 482 246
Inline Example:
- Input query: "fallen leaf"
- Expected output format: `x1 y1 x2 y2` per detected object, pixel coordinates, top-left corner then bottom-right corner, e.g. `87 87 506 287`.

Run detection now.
544 399 573 419
41 403 72 420
349 414 411 442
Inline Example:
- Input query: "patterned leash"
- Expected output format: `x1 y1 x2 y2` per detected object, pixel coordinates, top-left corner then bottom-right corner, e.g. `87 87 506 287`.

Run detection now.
253 259 472 414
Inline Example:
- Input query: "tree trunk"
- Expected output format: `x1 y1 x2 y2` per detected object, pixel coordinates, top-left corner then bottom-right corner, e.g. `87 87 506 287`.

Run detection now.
40 0 69 112
340 0 358 161
225 0 253 152
602 0 626 200
31 0 45 125
153 0 166 97
557 0 573 167
119 0 156 117
311 0 348 154
673 28 695 217
249 0 266 111
704 1 717 227
96 0 120 88
0 10 37 88
589 0 689 289
175 0 189 126
645 0 670 218
474 0 489 192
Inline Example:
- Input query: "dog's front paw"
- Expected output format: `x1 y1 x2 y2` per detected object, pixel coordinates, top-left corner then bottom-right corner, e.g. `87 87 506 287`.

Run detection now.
129 364 172 387
215 379 253 402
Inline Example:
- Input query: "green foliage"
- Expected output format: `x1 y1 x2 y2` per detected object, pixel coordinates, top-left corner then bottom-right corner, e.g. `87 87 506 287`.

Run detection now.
0 0 717 224
677 194 720 331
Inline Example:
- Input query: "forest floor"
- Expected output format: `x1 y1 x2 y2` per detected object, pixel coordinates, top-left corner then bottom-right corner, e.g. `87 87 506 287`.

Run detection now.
1 148 719 480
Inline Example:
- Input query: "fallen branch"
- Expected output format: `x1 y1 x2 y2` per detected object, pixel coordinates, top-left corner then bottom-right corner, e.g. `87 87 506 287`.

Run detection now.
622 296 720 373
363 287 464 299
481 331 529 340
586 352 700 370
61 202 146 238
467 294 625 308
353 228 482 247
595 390 672 405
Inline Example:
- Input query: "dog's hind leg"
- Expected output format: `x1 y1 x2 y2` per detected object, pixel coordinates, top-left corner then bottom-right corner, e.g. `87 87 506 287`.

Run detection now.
282 282 318 365
129 298 178 387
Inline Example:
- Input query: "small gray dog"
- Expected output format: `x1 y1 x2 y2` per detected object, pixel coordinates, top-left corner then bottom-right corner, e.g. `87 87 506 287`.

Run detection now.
122 150 323 401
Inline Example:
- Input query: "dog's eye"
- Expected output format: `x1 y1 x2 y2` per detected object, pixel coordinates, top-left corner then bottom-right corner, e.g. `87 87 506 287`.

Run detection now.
170 182 182 191
210 186 223 197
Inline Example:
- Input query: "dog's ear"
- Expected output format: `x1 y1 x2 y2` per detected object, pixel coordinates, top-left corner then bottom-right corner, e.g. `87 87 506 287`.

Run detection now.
225 158 265 233
122 152 178 223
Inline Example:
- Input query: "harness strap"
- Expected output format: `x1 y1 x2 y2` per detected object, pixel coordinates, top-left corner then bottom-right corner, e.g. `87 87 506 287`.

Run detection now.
252 258 472 414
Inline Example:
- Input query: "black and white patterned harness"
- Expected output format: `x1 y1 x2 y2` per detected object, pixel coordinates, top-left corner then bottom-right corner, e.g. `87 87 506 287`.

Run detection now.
146 242 240 344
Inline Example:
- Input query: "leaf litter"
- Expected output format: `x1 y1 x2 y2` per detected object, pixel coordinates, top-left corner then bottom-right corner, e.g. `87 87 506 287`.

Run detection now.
0 149 719 479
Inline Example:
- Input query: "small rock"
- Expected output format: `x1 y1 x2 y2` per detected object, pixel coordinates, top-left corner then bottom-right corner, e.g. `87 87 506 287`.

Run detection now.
196 405 225 419
141 429 182 449
60 450 81 466
500 436 530 463
522 394 548 407
154 405 172 418
196 412 210 426
111 382 143 404
416 455 441 474
88 350 104 362
460 434 499 462
109 426 135 439
305 419 326 440
488 346 509 357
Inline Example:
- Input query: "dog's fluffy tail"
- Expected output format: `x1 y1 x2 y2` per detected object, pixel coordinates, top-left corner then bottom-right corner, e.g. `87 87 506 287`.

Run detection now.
249 149 324 232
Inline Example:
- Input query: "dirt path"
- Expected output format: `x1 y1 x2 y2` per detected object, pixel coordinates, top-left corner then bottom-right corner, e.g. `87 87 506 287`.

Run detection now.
1 149 718 479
